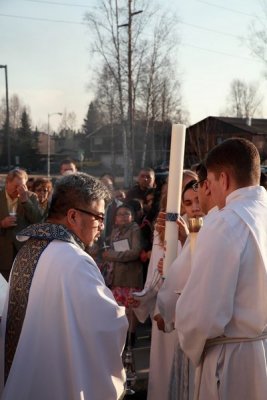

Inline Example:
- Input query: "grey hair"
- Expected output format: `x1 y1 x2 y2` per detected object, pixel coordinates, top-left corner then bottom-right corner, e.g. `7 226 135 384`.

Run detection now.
48 173 111 217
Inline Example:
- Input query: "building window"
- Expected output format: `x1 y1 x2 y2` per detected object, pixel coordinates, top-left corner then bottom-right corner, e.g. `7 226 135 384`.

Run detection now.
94 137 103 145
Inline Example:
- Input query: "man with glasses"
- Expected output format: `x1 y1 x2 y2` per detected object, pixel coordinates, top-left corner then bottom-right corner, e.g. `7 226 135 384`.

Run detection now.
0 168 42 280
176 138 267 400
0 173 128 400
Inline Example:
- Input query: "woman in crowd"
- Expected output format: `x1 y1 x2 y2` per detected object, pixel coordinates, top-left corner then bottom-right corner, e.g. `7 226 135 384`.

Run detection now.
102 204 143 345
32 177 53 220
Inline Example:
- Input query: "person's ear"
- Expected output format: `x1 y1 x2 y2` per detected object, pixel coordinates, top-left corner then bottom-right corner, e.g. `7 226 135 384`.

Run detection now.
66 209 76 226
203 180 211 196
220 171 230 191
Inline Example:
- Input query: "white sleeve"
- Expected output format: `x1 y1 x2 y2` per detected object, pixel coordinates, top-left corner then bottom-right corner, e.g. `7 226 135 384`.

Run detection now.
175 214 247 366
157 239 191 327
133 237 164 322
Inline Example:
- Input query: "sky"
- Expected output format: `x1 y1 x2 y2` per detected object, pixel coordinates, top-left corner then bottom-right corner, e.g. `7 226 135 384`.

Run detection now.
0 0 266 131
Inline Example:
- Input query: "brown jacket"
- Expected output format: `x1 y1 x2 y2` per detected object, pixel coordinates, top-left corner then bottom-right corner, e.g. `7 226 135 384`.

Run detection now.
105 222 143 288
0 189 42 279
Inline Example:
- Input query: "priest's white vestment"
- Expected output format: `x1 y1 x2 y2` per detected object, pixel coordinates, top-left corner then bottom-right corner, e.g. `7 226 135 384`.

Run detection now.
176 186 267 400
0 238 128 400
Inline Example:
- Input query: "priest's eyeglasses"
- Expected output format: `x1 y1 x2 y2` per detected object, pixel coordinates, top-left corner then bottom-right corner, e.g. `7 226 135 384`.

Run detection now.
74 208 105 224
192 179 206 192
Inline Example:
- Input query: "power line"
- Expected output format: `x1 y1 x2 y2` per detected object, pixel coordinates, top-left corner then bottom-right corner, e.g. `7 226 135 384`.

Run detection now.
0 12 262 64
180 20 241 40
25 0 90 7
0 11 244 40
196 0 258 18
0 13 86 25
182 41 261 63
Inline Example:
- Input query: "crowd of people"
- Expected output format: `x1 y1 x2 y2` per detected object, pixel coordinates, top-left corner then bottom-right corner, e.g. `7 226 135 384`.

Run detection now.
0 139 267 400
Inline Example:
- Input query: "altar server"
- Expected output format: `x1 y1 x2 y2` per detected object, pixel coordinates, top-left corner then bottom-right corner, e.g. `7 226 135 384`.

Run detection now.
176 138 267 400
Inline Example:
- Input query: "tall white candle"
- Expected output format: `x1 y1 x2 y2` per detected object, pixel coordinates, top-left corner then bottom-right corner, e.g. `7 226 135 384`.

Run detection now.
163 124 186 277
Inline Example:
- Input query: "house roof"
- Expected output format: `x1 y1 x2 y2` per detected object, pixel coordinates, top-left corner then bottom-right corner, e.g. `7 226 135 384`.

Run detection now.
188 116 267 136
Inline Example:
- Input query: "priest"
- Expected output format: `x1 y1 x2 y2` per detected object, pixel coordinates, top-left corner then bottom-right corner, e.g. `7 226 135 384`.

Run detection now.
0 173 128 400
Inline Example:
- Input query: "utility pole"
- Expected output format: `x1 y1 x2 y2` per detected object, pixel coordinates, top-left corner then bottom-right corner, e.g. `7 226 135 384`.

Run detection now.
118 0 142 187
128 0 134 183
116 0 128 188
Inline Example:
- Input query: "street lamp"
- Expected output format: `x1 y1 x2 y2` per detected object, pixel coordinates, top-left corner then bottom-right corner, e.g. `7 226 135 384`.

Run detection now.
0 65 10 169
47 112 62 177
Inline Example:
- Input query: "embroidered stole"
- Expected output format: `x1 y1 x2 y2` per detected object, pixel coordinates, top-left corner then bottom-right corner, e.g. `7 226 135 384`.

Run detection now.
4 237 52 382
4 222 85 382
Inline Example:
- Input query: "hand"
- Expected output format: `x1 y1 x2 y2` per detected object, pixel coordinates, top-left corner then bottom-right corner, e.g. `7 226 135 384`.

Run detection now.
154 211 166 234
157 257 164 276
102 250 109 259
155 211 166 243
17 183 29 203
140 249 151 263
127 296 140 308
1 215 17 228
154 313 165 332
176 216 189 246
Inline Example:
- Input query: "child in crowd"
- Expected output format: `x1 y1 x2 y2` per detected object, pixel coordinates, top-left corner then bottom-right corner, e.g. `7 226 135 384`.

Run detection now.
102 204 143 345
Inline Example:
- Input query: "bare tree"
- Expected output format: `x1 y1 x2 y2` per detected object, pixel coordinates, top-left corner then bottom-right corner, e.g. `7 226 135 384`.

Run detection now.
95 65 120 169
85 0 132 185
58 109 77 133
84 0 184 184
223 79 263 118
0 98 5 128
248 2 267 77
0 94 29 129
137 13 174 166
96 64 119 125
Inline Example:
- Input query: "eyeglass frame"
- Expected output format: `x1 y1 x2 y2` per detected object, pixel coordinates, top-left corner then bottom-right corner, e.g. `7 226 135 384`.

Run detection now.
192 179 207 192
74 207 105 224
